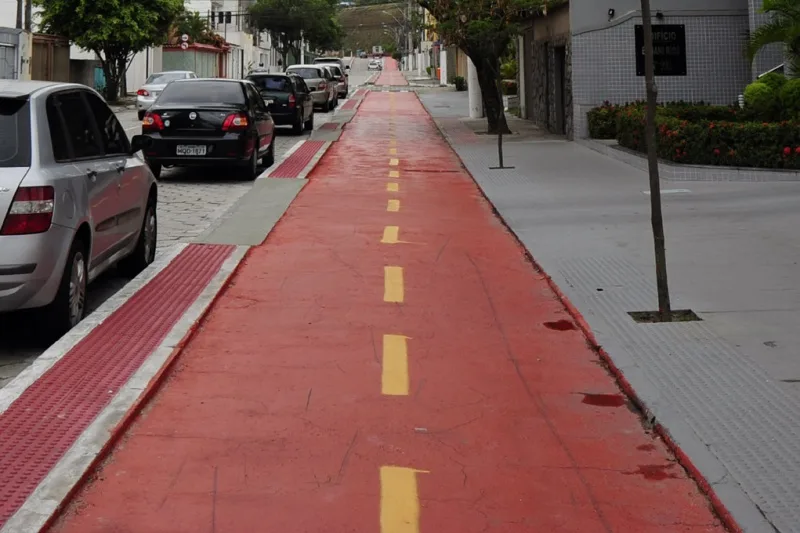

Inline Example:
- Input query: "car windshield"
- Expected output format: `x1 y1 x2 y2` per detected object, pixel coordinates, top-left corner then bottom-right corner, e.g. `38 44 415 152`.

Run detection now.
157 81 245 105
287 68 321 79
247 76 291 92
0 98 31 168
145 72 188 85
327 66 342 76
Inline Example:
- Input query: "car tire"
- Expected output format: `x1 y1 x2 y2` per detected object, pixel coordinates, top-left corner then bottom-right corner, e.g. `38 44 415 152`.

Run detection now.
261 138 275 168
147 160 162 179
292 112 304 135
119 194 157 278
304 112 314 131
321 99 329 113
241 147 259 180
45 236 88 338
138 110 145 121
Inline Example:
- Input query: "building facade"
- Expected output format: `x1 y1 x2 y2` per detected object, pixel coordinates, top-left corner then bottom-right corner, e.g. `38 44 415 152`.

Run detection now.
520 0 783 139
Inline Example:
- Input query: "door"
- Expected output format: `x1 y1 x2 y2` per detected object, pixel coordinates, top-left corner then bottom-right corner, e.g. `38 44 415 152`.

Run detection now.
0 44 16 80
554 46 567 135
84 91 144 244
246 84 272 153
48 91 121 267
294 77 312 121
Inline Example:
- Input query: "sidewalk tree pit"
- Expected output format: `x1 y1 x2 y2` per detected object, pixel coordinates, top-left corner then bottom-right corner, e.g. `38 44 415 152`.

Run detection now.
587 73 800 170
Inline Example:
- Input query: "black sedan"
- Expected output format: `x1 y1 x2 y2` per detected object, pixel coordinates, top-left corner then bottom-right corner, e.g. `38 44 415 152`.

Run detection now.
245 72 314 134
140 78 276 180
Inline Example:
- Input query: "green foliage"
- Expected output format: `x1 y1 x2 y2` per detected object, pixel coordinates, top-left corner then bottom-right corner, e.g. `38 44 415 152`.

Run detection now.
758 72 787 90
615 105 800 170
35 0 183 100
500 58 517 79
747 0 800 71
391 51 402 61
780 78 800 118
173 9 223 45
453 75 466 91
587 102 621 139
251 0 341 62
501 79 517 95
426 65 433 75
744 82 780 120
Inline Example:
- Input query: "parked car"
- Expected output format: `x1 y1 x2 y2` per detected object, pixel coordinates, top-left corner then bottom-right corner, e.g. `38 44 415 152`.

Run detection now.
136 70 196 120
368 59 382 71
245 72 314 134
140 78 276 180
0 81 158 335
318 63 348 98
285 64 337 112
313 57 347 72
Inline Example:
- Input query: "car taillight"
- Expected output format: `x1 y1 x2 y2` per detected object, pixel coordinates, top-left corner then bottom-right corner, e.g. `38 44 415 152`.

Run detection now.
137 89 150 96
1 186 55 236
222 113 249 131
288 94 296 108
142 112 164 131
319 82 327 90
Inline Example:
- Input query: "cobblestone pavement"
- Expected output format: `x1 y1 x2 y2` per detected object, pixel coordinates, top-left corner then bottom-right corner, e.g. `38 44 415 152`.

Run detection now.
0 101 338 388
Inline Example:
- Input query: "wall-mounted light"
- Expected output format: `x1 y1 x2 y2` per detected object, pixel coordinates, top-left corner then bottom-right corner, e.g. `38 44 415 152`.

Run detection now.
608 8 615 20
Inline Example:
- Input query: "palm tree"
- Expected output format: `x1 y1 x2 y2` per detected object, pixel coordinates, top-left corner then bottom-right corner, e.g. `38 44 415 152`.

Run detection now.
747 0 800 72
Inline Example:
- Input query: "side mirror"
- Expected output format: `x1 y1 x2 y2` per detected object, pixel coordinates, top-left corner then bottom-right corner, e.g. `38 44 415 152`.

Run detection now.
130 134 153 154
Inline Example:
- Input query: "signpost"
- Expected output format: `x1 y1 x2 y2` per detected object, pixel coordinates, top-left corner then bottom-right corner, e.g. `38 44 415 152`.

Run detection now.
635 24 686 76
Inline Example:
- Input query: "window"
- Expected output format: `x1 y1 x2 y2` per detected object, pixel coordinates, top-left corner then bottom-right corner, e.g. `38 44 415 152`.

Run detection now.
246 75 291 92
85 92 129 155
293 77 309 93
245 84 267 112
50 92 103 160
0 98 31 168
145 71 192 84
45 97 70 162
286 67 323 80
157 81 246 105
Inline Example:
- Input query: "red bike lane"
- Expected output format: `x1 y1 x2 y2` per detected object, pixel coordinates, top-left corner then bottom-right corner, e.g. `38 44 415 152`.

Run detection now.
47 91 726 533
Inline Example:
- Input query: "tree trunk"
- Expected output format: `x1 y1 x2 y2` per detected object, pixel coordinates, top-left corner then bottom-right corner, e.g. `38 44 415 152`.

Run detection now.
474 55 510 134
117 56 128 99
100 58 121 103
640 0 672 320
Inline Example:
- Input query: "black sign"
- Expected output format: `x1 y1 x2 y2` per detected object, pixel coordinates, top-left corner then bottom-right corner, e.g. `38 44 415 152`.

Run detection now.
635 24 687 76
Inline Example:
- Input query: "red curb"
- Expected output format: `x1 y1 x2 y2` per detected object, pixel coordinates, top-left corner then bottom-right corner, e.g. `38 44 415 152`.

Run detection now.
340 99 358 111
422 94 742 533
40 244 245 532
0 243 234 529
268 141 325 178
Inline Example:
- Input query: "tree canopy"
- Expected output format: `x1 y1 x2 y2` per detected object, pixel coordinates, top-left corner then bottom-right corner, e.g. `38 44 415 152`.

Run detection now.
747 0 800 72
35 0 183 100
251 0 343 64
417 0 553 132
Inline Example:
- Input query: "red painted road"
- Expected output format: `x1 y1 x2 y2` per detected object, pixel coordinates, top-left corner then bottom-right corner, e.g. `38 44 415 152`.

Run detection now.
48 92 725 532
0 244 233 528
376 58 408 86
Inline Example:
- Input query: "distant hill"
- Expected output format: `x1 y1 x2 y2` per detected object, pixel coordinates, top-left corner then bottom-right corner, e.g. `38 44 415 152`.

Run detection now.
338 2 405 54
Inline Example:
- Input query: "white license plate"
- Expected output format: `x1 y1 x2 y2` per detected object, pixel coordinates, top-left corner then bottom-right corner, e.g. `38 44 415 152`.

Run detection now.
151 91 159 97
176 145 207 156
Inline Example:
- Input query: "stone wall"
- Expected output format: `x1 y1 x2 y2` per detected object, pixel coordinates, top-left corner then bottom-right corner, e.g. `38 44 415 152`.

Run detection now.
525 33 573 140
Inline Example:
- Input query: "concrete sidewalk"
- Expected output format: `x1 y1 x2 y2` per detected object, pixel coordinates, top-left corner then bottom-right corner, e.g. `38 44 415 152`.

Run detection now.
420 89 800 533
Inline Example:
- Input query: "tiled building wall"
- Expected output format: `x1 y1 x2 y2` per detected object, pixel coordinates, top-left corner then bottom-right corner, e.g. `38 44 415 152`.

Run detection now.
572 14 751 138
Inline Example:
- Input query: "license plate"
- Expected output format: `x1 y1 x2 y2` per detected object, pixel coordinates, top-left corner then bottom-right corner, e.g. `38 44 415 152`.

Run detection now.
176 145 207 156
151 91 159 97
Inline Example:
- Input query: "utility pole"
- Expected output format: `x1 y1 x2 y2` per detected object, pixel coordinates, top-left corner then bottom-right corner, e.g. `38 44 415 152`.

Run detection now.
640 0 672 320
15 0 23 29
24 0 32 31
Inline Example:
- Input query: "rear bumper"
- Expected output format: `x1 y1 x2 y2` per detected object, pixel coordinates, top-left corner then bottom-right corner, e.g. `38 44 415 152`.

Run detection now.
136 95 156 111
142 133 255 167
311 91 328 105
270 111 300 125
0 224 75 312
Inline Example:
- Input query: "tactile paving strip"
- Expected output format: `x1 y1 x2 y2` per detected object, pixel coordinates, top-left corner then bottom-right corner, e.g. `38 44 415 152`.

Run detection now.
268 140 325 178
0 243 234 527
340 100 359 111
318 122 340 131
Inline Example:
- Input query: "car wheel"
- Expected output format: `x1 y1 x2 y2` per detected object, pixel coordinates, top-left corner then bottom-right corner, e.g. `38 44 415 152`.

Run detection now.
261 137 275 168
147 160 162 179
304 112 314 131
138 110 145 121
241 147 259 180
292 112 304 135
45 236 88 338
119 194 157 277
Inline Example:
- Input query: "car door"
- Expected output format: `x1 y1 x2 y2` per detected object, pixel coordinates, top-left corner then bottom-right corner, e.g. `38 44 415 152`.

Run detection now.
48 91 121 268
293 77 312 121
84 91 146 245
246 84 272 153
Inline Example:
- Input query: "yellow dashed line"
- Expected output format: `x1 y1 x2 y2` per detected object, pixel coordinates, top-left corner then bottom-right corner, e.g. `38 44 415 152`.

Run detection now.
387 182 399 192
389 170 400 178
382 335 410 395
389 148 398 155
384 266 404 303
380 466 427 533
389 158 399 166
381 226 401 244
387 199 400 212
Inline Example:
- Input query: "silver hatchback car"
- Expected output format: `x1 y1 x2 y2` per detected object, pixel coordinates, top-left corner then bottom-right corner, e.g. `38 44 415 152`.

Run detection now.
0 81 158 336
136 70 197 120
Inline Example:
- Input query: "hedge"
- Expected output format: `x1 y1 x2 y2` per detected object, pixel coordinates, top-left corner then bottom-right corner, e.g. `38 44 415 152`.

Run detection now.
616 106 800 169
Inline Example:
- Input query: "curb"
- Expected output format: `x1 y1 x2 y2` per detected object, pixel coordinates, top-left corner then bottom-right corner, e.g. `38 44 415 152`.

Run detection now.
420 94 752 533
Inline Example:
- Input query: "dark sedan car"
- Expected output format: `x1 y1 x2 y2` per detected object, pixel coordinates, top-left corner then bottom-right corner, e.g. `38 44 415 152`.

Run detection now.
245 73 314 134
140 78 275 180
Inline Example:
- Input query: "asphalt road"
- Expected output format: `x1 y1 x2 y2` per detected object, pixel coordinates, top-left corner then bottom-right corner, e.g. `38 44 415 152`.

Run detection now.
0 59 374 388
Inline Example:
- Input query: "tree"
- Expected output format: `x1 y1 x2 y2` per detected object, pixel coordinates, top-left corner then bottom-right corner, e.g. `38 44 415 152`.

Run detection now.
170 9 226 46
35 0 183 101
417 0 552 134
746 0 800 72
251 0 342 65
